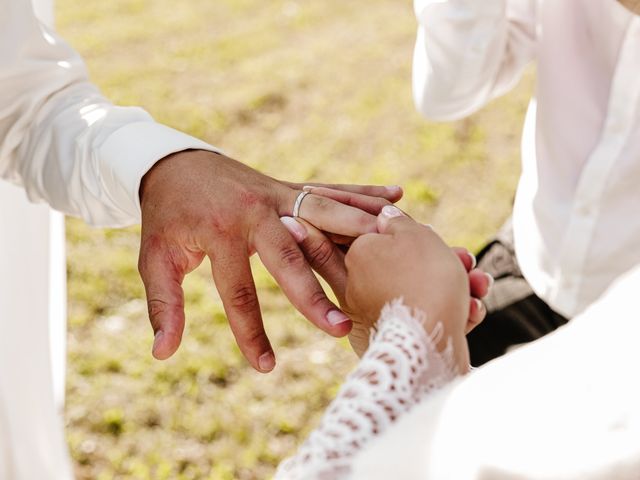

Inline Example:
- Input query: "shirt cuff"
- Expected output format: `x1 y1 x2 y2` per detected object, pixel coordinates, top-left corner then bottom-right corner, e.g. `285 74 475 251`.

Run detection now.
97 121 221 224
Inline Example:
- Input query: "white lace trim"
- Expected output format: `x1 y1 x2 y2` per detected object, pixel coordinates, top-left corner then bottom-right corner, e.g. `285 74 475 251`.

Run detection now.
274 299 460 480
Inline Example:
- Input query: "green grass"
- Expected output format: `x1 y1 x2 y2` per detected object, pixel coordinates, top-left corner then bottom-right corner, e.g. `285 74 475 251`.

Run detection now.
58 0 533 478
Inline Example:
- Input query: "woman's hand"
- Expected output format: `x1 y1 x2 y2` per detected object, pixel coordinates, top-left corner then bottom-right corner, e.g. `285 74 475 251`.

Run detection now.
282 206 491 368
344 207 471 369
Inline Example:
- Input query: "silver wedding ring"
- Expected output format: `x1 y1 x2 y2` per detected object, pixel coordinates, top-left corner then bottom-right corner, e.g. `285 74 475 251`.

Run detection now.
292 190 310 218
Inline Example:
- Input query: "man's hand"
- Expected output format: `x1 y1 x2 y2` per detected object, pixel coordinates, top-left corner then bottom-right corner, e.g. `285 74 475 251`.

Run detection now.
137 150 402 372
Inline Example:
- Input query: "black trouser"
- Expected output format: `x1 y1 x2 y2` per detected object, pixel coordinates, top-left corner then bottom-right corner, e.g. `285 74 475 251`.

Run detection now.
467 220 569 366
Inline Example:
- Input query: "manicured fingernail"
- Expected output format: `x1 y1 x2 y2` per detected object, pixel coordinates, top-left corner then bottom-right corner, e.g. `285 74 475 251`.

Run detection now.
467 252 477 270
386 185 402 195
326 309 350 326
152 331 163 355
258 351 275 372
380 205 405 219
280 216 307 242
302 185 314 192
485 272 494 289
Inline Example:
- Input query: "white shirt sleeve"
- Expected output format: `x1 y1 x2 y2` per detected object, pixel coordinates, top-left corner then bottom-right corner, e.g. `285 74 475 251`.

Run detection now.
413 0 537 121
0 0 219 227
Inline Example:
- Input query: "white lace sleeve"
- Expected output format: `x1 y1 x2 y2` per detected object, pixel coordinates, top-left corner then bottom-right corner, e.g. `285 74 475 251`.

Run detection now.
274 299 461 480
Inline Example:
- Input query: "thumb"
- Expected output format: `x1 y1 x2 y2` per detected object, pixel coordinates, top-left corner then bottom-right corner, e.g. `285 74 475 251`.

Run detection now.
377 205 420 235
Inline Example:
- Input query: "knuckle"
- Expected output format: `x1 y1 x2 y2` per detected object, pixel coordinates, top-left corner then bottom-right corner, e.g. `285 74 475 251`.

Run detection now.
238 187 267 210
344 250 357 272
139 237 191 279
348 234 367 252
312 195 332 211
243 324 268 347
346 234 374 265
354 212 376 232
147 298 171 330
207 215 235 239
344 249 356 271
305 239 335 269
309 288 329 308
139 233 193 274
278 245 306 269
165 244 189 273
369 197 391 210
345 234 381 274
229 284 259 313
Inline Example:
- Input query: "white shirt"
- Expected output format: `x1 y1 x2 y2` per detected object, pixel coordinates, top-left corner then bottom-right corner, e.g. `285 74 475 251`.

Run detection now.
0 0 217 227
0 0 217 477
413 0 640 317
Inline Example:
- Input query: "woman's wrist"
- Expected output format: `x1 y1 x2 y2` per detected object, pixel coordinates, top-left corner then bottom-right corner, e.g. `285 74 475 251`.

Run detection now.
402 298 469 371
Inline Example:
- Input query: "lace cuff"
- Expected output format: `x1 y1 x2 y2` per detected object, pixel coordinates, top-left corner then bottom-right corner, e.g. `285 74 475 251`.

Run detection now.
274 299 461 480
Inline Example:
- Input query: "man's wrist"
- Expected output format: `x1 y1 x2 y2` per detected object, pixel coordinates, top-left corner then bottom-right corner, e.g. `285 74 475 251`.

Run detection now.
97 121 219 222
139 149 222 205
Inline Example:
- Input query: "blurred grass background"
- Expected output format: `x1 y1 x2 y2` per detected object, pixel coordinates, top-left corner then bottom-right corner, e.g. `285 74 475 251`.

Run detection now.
57 0 533 478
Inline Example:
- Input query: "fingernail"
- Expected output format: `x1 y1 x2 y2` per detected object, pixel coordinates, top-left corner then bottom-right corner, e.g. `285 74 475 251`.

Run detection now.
302 185 314 192
326 309 351 326
380 205 405 219
152 331 163 355
423 223 434 230
485 272 495 289
386 185 402 195
258 351 275 372
280 216 307 242
467 252 477 270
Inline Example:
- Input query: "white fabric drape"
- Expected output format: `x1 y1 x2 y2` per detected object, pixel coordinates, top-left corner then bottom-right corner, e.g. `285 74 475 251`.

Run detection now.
0 0 70 474
0 181 72 479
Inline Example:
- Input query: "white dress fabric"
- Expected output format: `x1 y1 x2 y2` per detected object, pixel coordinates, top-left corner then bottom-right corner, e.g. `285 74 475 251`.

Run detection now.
276 267 640 479
412 0 640 318
0 1 70 476
0 183 71 479
274 301 461 479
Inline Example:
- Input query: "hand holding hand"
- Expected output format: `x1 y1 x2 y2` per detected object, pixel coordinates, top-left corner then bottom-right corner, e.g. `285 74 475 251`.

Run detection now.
343 207 471 369
283 205 492 367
